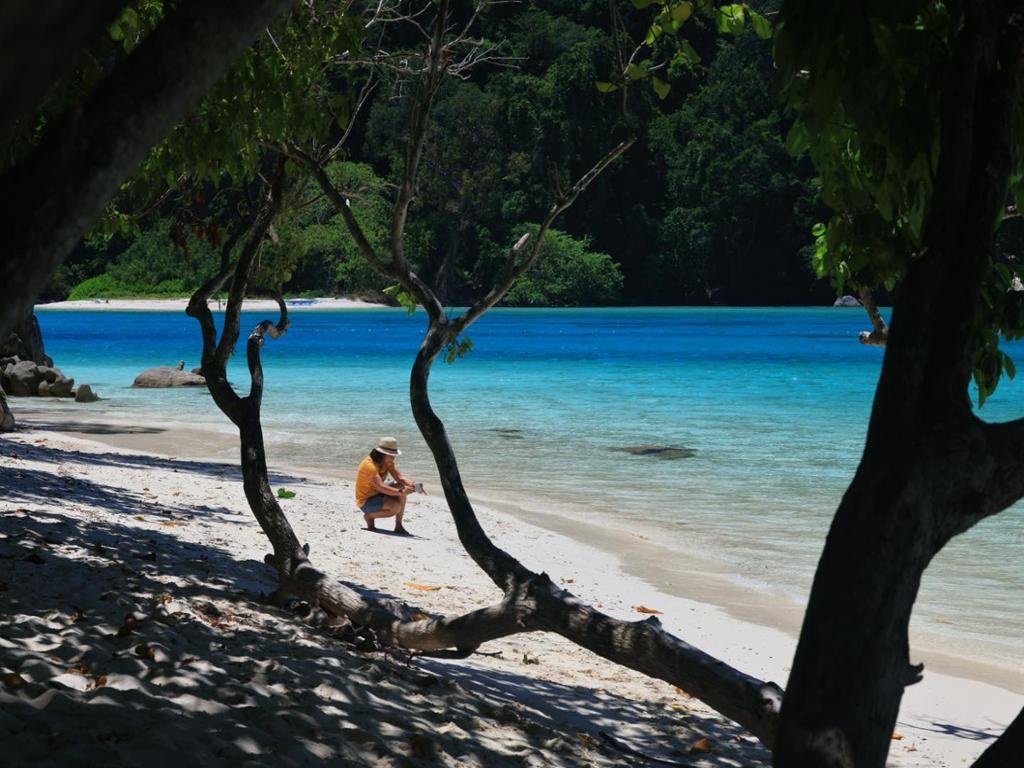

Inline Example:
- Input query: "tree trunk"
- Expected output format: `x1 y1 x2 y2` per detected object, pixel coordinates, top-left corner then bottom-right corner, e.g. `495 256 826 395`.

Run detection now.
775 4 1024 765
408 325 784 744
0 390 13 432
0 1 127 147
857 286 888 347
290 0 780 743
184 159 542 653
0 0 293 339
12 311 53 367
972 706 1024 768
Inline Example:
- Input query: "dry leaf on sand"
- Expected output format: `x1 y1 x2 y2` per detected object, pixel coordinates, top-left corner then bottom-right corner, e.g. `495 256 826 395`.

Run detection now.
689 737 713 754
633 605 663 615
404 582 442 591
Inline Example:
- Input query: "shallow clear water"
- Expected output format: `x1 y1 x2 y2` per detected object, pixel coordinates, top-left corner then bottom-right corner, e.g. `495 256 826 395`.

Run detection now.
33 306 1024 671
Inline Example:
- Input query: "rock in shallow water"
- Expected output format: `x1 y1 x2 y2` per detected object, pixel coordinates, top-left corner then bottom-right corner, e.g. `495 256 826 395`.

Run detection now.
75 384 99 403
133 366 206 388
613 444 697 460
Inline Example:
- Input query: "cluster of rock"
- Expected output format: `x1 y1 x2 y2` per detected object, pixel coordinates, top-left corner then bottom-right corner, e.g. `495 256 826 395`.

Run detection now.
0 358 98 402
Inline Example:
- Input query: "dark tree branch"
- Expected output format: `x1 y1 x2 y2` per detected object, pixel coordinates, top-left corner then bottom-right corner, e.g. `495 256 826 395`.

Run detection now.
213 155 288 373
273 0 781 746
452 136 634 338
0 0 294 339
326 75 378 161
185 154 287 425
857 286 889 347
971 705 1024 768
389 0 449 276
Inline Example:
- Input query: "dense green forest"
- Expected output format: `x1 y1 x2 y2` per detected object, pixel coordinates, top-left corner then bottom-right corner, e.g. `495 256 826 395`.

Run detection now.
46 0 828 307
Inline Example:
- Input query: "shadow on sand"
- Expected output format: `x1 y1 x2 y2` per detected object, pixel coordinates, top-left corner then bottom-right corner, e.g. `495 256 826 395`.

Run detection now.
0 439 769 767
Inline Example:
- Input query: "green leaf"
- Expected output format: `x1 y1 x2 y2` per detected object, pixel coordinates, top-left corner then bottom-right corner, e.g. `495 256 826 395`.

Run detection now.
811 222 827 238
277 488 296 499
383 284 418 315
626 63 648 81
651 77 671 100
595 81 619 93
677 39 701 67
444 336 474 364
749 9 772 39
671 2 692 22
785 122 809 156
1003 352 1017 380
717 4 745 35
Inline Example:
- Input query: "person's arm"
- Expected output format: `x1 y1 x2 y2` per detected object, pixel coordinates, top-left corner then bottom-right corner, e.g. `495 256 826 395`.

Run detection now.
372 473 405 496
384 458 414 490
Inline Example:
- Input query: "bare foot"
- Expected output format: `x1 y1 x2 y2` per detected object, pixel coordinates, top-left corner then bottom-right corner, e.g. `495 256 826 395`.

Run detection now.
394 525 411 536
364 515 376 530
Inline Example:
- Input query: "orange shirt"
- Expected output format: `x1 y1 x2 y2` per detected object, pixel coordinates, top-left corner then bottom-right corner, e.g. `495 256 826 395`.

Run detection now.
355 456 387 506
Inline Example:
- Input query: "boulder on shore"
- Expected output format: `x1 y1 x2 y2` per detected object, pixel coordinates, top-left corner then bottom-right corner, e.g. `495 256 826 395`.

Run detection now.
75 384 100 403
1 360 76 398
833 295 862 307
133 366 206 388
6 360 43 396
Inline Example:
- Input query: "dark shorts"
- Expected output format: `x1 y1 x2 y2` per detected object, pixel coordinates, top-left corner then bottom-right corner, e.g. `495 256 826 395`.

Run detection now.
361 495 386 514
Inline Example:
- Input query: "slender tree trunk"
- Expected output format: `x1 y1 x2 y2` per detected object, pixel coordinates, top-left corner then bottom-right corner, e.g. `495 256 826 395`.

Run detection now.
0 389 13 432
408 325 784 744
289 0 782 744
775 4 1024 765
857 286 888 347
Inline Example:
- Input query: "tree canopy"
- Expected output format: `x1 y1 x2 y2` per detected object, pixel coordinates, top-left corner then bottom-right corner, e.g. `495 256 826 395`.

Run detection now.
47 0 826 308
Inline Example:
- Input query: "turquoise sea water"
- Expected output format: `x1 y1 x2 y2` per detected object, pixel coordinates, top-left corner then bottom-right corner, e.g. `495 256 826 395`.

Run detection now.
32 307 1024 674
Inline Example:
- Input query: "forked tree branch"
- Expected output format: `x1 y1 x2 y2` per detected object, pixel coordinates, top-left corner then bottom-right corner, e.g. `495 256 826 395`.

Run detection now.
452 136 634 338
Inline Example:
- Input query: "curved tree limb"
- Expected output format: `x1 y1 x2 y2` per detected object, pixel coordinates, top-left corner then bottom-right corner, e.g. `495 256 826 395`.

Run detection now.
0 0 295 339
857 286 889 347
451 135 634 338
407 324 783 745
389 0 449 277
214 155 289 374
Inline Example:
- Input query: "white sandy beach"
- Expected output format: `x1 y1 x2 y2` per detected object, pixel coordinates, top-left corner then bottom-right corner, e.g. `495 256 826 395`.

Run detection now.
35 297 382 312
1 410 1021 766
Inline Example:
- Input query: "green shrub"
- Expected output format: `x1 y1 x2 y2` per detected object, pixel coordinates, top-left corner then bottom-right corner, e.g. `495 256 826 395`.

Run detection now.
499 227 622 306
68 273 132 300
68 220 219 298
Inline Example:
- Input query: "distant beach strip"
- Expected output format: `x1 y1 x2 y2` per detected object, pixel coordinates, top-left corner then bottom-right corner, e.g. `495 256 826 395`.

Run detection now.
36 297 383 312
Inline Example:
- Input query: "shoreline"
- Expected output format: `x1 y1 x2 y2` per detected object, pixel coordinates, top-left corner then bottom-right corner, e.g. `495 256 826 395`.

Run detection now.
35 296 383 312
3 403 1022 765
10 400 1023 694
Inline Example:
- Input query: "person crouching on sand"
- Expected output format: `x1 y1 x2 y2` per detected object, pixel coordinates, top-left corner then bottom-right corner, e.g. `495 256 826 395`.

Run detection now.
355 436 417 534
